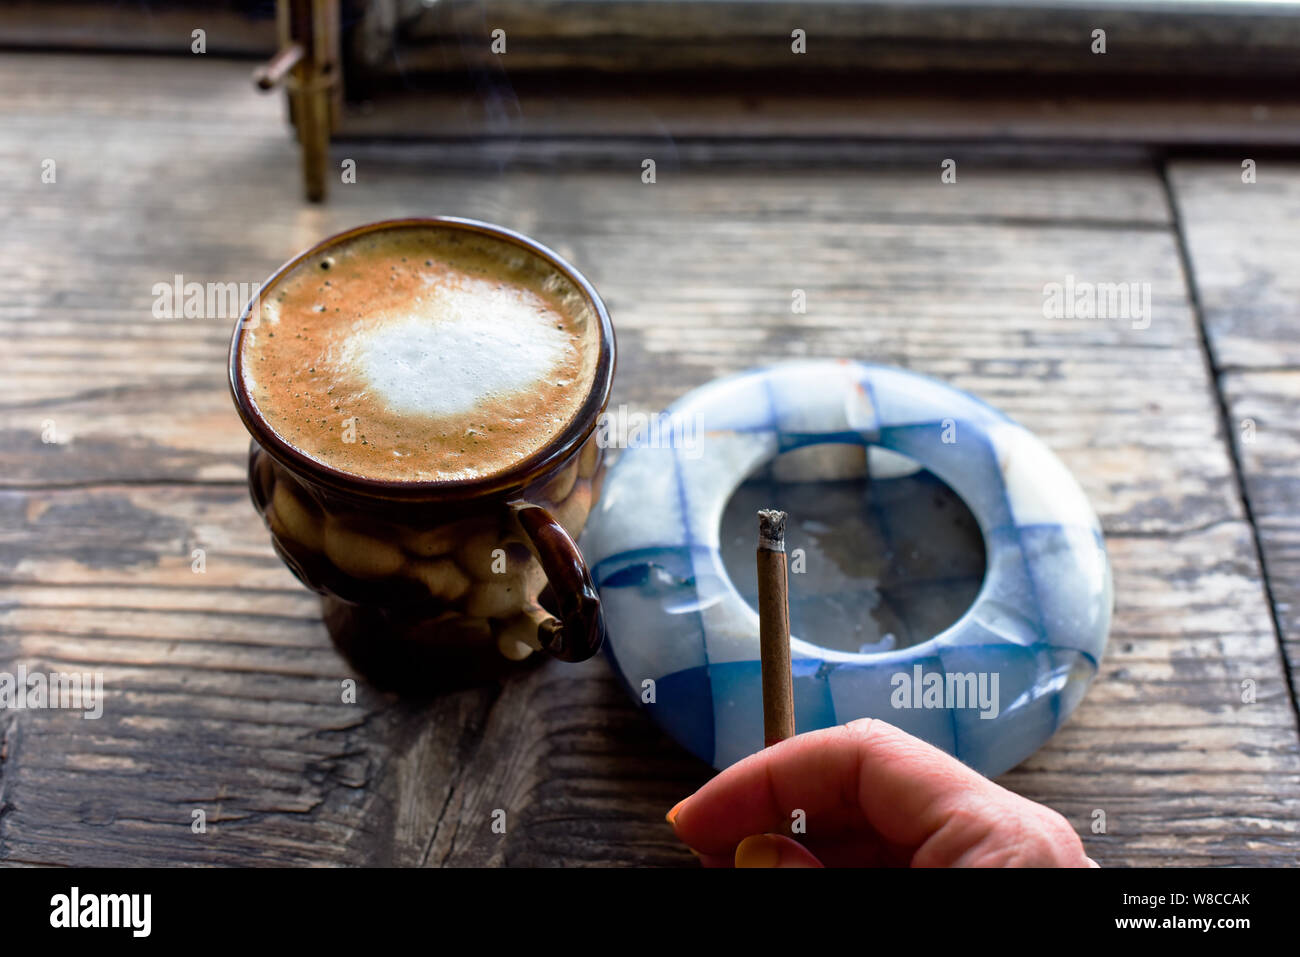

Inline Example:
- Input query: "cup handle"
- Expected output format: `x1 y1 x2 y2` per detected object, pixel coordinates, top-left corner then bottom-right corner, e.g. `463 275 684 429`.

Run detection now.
509 501 605 662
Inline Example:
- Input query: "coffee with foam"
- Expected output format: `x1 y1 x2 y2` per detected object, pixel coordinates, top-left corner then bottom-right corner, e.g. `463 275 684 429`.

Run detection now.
240 224 601 483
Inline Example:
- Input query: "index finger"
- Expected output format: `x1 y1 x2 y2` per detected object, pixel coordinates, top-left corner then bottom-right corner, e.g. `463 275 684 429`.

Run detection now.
668 718 992 857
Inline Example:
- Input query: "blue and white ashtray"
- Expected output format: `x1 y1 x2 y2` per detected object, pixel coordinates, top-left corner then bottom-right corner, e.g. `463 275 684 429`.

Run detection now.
581 360 1112 777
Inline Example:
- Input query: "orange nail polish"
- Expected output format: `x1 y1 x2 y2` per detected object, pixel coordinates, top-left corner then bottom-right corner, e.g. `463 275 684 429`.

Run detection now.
665 799 686 826
735 834 781 869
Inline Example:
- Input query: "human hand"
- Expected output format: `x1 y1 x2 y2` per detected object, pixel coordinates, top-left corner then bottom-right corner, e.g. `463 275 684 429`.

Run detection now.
666 718 1097 867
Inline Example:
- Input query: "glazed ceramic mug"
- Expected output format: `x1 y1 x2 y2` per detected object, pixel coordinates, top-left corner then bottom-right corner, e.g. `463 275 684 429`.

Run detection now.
228 218 615 689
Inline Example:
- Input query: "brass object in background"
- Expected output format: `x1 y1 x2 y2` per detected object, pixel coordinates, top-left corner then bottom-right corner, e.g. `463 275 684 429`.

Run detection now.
253 0 340 202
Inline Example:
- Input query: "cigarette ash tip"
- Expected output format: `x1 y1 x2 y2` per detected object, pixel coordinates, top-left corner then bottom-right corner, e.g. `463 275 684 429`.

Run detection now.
757 508 787 551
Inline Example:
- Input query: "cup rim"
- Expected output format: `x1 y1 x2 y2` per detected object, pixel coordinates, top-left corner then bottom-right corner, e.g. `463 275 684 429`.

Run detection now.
228 216 616 503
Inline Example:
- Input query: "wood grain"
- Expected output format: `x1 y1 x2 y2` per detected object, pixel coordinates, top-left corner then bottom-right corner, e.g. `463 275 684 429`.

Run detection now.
1220 371 1300 703
1 53 1297 866
1168 160 1300 711
1168 161 1300 371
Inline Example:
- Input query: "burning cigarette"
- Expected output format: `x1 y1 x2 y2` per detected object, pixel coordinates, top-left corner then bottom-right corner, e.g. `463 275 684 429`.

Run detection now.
757 508 795 747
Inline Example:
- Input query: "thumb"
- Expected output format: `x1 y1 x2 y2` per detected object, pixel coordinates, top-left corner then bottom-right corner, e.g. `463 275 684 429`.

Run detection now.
735 834 824 869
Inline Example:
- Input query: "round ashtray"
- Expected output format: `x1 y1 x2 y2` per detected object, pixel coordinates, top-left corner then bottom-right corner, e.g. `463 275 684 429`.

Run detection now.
581 360 1112 776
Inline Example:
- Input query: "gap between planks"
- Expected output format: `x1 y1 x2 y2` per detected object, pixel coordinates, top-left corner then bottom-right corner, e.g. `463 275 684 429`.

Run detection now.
1159 162 1300 735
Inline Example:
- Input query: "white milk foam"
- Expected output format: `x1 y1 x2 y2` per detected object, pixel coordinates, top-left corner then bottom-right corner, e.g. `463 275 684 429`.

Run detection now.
338 277 575 418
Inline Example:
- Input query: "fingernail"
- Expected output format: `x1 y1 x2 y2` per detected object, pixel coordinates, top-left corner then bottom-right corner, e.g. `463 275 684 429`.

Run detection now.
665 799 686 827
735 834 781 869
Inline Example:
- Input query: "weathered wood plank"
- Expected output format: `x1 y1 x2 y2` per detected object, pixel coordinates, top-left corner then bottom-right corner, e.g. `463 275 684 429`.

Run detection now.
1168 160 1300 707
0 483 709 867
1 54 1296 867
1221 371 1300 697
1167 160 1300 371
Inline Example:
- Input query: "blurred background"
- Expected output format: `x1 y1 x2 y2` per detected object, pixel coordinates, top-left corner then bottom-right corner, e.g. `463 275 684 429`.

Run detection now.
7 0 1300 199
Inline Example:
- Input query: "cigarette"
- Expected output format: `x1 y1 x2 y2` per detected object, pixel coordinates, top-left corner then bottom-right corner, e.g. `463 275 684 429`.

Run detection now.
756 509 795 747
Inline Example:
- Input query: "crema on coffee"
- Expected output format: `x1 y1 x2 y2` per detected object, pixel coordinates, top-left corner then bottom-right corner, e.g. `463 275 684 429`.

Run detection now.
239 224 601 483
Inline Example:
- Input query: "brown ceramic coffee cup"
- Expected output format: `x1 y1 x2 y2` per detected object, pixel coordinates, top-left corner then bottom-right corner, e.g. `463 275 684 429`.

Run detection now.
228 218 614 689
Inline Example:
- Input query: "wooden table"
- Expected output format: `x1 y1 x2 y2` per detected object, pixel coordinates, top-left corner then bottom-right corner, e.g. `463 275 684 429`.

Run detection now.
1 53 1297 867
